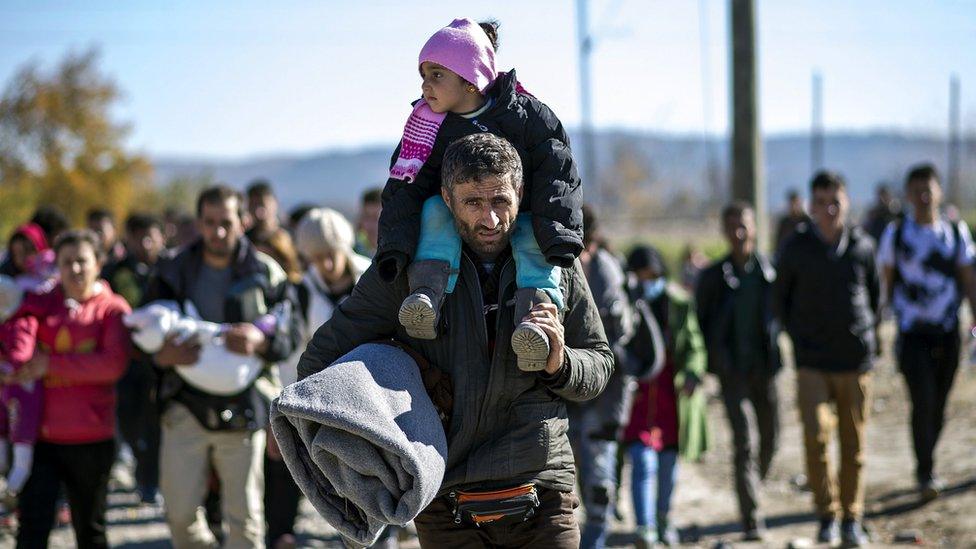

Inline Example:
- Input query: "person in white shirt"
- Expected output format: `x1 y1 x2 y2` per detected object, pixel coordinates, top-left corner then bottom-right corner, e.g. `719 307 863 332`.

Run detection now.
877 163 976 500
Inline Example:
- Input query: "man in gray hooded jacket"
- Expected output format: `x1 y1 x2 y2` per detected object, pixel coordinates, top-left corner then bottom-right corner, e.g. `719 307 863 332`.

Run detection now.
568 205 637 549
297 133 614 548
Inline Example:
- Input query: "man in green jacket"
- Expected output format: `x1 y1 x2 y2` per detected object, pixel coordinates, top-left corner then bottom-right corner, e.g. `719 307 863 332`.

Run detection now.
297 133 614 548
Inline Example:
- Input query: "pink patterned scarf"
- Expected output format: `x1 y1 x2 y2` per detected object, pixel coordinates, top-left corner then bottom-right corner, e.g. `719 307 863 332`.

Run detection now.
389 100 446 183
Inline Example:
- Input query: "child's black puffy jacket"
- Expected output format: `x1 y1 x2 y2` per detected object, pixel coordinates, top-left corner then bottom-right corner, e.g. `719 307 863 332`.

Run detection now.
376 69 584 280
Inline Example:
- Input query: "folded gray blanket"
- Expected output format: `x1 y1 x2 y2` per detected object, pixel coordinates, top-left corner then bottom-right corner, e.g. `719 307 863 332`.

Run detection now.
270 343 448 546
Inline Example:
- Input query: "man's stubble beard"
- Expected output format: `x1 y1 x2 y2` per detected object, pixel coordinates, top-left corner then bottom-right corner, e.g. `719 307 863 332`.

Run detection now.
204 237 236 258
452 216 516 257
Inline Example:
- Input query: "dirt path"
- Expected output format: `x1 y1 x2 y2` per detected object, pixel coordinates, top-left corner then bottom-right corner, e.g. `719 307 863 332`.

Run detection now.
2 323 973 548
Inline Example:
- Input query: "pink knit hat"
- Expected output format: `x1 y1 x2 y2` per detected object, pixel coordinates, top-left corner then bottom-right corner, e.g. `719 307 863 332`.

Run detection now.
418 18 497 93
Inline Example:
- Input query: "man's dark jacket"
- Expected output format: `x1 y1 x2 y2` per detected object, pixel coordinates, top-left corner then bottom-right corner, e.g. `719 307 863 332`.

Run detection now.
143 237 301 431
297 251 614 495
695 253 782 377
377 69 583 280
773 224 880 373
103 251 154 307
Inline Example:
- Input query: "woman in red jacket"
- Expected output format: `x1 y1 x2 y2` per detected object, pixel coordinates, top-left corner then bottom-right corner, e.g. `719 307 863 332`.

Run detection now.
4 229 131 549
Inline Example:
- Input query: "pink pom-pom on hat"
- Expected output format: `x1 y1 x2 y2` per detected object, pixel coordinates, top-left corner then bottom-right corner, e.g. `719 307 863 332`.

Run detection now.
418 17 497 93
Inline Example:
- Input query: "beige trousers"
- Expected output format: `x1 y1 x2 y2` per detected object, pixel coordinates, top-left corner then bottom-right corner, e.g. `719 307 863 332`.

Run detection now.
796 368 871 520
160 403 266 549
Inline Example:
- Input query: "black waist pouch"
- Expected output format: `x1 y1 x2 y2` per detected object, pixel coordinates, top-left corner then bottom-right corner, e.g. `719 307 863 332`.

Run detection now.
448 484 540 526
162 372 267 431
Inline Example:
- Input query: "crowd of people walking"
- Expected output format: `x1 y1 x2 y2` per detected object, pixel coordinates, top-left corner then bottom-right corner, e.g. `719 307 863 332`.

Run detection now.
0 162 971 548
0 15 973 549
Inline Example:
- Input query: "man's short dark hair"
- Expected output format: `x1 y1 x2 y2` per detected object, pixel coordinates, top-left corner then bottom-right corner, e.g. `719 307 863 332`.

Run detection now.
246 179 275 200
905 163 940 187
86 207 115 226
787 189 800 201
361 187 382 205
721 200 754 224
54 229 105 262
197 185 244 219
441 133 523 193
124 213 162 235
809 170 846 193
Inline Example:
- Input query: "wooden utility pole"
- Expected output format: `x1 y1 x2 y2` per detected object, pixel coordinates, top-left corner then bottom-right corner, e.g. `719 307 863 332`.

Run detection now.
730 0 767 250
811 70 824 174
699 0 721 206
576 0 598 207
948 74 961 206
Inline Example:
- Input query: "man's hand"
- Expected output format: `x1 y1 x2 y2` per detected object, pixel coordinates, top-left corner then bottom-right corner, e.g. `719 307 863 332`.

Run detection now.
521 303 565 375
266 425 282 461
154 334 202 367
680 375 699 397
224 323 268 357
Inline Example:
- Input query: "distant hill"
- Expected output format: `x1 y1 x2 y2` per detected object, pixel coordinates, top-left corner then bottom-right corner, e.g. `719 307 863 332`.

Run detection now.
152 131 973 216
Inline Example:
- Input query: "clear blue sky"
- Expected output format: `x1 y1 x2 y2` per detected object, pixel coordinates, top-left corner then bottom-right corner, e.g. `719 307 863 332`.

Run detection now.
1 0 974 158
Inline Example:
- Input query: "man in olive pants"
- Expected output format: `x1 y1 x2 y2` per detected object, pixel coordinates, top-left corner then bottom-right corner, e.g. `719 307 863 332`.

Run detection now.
774 172 880 548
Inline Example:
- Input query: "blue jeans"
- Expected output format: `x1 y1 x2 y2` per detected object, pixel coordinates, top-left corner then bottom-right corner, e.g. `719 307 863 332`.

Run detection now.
569 408 619 549
415 196 563 308
628 443 678 526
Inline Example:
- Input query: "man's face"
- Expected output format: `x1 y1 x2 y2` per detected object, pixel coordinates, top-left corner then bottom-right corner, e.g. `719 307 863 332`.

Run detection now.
723 210 756 255
126 226 165 265
442 176 521 259
197 198 243 258
878 187 892 205
906 176 941 214
789 196 804 215
89 217 117 251
248 193 279 230
359 202 381 247
811 186 849 231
